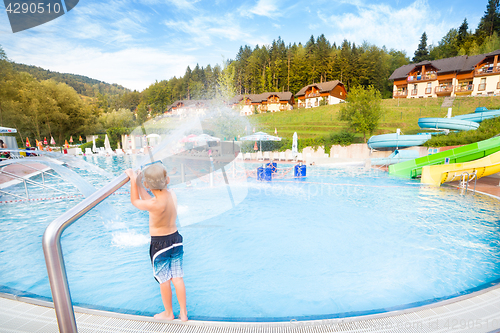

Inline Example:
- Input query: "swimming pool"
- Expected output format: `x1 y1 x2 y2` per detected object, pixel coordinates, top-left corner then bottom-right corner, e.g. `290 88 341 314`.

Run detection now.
1 155 500 321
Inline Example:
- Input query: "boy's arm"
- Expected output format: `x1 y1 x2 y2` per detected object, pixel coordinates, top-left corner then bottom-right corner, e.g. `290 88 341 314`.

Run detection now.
125 169 154 211
136 172 153 200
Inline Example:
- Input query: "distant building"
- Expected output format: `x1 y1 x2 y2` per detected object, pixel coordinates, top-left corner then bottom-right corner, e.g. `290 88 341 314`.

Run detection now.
167 100 213 116
389 49 500 98
295 80 347 108
230 92 295 116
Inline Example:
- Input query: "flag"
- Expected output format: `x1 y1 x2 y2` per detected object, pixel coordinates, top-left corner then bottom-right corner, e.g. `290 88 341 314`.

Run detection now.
254 142 258 151
50 136 56 145
275 127 277 134
64 140 69 149
69 136 73 143
43 137 48 145
79 136 82 142
25 137 30 147
253 127 255 133
36 140 43 150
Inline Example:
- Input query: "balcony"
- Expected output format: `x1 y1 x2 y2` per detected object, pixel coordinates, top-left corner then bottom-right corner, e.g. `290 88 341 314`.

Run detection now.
305 92 320 98
435 85 453 96
407 73 437 82
393 90 408 98
475 65 500 76
455 84 474 95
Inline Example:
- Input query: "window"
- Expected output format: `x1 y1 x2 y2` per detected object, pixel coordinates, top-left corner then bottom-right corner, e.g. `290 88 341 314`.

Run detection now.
425 82 432 94
479 78 487 91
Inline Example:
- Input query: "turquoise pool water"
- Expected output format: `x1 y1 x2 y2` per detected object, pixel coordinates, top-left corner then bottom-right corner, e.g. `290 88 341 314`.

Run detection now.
1 155 500 321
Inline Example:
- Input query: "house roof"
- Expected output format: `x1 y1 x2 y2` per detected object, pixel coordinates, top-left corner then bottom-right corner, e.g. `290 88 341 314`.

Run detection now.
229 92 294 104
389 49 500 80
168 99 214 110
294 80 344 97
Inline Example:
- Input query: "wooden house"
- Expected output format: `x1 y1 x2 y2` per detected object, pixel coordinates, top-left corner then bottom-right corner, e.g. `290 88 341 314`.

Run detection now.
230 92 295 116
295 81 347 108
389 49 500 98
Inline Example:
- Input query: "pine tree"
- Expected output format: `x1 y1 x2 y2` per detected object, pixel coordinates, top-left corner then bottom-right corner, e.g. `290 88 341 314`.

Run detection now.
477 0 500 37
457 18 469 46
413 32 430 63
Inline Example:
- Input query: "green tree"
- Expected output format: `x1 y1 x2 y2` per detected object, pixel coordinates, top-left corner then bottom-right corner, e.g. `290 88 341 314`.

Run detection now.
339 85 383 142
216 60 236 102
477 0 500 38
136 102 148 124
413 32 430 63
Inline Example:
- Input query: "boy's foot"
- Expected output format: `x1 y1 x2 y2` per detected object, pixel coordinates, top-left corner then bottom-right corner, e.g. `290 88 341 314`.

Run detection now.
179 312 188 322
154 311 175 321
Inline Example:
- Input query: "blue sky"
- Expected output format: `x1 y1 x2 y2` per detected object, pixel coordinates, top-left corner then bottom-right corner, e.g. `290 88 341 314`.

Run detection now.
0 0 487 91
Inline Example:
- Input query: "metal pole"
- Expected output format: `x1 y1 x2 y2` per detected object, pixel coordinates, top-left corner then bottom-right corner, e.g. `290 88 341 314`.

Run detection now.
181 163 185 183
42 173 130 333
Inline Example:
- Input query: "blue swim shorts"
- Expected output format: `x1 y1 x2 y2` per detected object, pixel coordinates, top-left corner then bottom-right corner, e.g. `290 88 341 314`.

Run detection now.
150 231 184 284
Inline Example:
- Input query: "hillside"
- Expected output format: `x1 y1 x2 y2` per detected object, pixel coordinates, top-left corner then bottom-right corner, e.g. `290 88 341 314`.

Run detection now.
249 96 500 141
11 63 130 97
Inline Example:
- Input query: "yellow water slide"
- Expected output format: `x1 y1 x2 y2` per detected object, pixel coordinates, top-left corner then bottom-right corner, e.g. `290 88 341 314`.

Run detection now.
421 150 500 186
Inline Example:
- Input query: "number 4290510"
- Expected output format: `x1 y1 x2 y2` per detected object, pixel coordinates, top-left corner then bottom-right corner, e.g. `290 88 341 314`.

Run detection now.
5 2 62 14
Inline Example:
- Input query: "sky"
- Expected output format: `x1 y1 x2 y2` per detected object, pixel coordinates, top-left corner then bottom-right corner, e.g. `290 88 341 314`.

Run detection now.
0 0 488 91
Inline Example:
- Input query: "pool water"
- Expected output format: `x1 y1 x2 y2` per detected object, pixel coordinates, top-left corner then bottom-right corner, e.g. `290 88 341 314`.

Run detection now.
1 156 500 321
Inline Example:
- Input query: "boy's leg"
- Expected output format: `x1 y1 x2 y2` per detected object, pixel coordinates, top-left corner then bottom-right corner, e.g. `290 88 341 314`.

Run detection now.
171 277 188 321
154 281 174 320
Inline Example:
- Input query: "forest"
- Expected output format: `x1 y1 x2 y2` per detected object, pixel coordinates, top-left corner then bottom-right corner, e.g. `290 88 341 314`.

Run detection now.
1 0 500 147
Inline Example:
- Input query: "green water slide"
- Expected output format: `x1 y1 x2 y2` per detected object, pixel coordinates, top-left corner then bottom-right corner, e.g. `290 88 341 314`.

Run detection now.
388 136 500 178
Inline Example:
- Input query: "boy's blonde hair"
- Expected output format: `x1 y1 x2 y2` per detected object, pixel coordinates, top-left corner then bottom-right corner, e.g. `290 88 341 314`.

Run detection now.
142 163 168 190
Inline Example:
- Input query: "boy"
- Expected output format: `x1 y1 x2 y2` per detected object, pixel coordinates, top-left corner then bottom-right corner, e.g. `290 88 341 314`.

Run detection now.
125 163 188 321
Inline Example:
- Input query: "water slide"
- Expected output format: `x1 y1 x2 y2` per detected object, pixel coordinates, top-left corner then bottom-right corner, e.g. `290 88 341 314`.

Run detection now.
367 133 432 149
388 136 500 178
421 150 500 186
371 149 420 166
417 118 480 131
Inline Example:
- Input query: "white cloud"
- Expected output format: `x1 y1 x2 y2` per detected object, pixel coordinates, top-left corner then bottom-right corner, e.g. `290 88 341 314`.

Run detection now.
239 0 282 18
163 14 255 47
4 35 195 90
318 0 455 55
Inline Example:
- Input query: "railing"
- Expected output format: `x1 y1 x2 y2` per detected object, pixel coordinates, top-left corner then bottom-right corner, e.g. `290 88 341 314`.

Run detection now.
475 66 500 76
43 173 130 333
478 83 487 91
455 84 474 93
305 92 320 98
435 86 453 94
407 73 437 82
393 91 407 98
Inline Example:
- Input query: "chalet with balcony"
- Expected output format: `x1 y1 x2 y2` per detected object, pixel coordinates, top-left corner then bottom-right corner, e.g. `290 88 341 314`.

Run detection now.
168 100 213 116
230 92 294 116
295 80 347 108
390 49 500 99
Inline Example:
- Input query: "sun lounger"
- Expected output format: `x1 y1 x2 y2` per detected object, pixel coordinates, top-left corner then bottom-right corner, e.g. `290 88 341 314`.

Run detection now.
116 149 124 155
126 149 133 155
237 152 243 160
244 153 251 160
273 152 280 160
257 151 264 161
296 153 303 161
263 152 270 160
279 152 285 161
85 148 93 155
286 152 293 161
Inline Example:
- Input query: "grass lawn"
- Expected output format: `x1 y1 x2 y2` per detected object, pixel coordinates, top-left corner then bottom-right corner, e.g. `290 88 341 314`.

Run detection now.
247 96 500 140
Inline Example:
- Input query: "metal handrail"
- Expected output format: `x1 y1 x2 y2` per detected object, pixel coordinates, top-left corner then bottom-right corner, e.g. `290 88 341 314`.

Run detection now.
42 173 130 333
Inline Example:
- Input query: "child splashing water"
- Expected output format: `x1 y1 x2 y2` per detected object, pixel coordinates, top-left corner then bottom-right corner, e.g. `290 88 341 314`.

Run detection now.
125 162 188 321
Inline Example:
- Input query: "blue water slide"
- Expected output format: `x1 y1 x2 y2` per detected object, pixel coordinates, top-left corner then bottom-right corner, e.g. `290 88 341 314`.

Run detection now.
367 133 432 149
418 118 480 131
371 149 421 165
454 108 500 122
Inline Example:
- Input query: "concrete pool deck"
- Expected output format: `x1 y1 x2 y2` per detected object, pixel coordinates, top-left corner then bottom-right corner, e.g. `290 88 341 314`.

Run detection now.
2 172 500 332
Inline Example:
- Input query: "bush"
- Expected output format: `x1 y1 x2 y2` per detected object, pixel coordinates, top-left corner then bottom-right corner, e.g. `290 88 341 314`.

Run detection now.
80 138 104 152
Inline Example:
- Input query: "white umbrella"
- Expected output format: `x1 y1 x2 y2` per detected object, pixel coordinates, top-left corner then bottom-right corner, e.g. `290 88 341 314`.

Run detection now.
196 133 220 143
104 134 111 151
240 131 281 151
146 133 161 147
92 137 97 153
0 126 16 133
292 132 298 158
